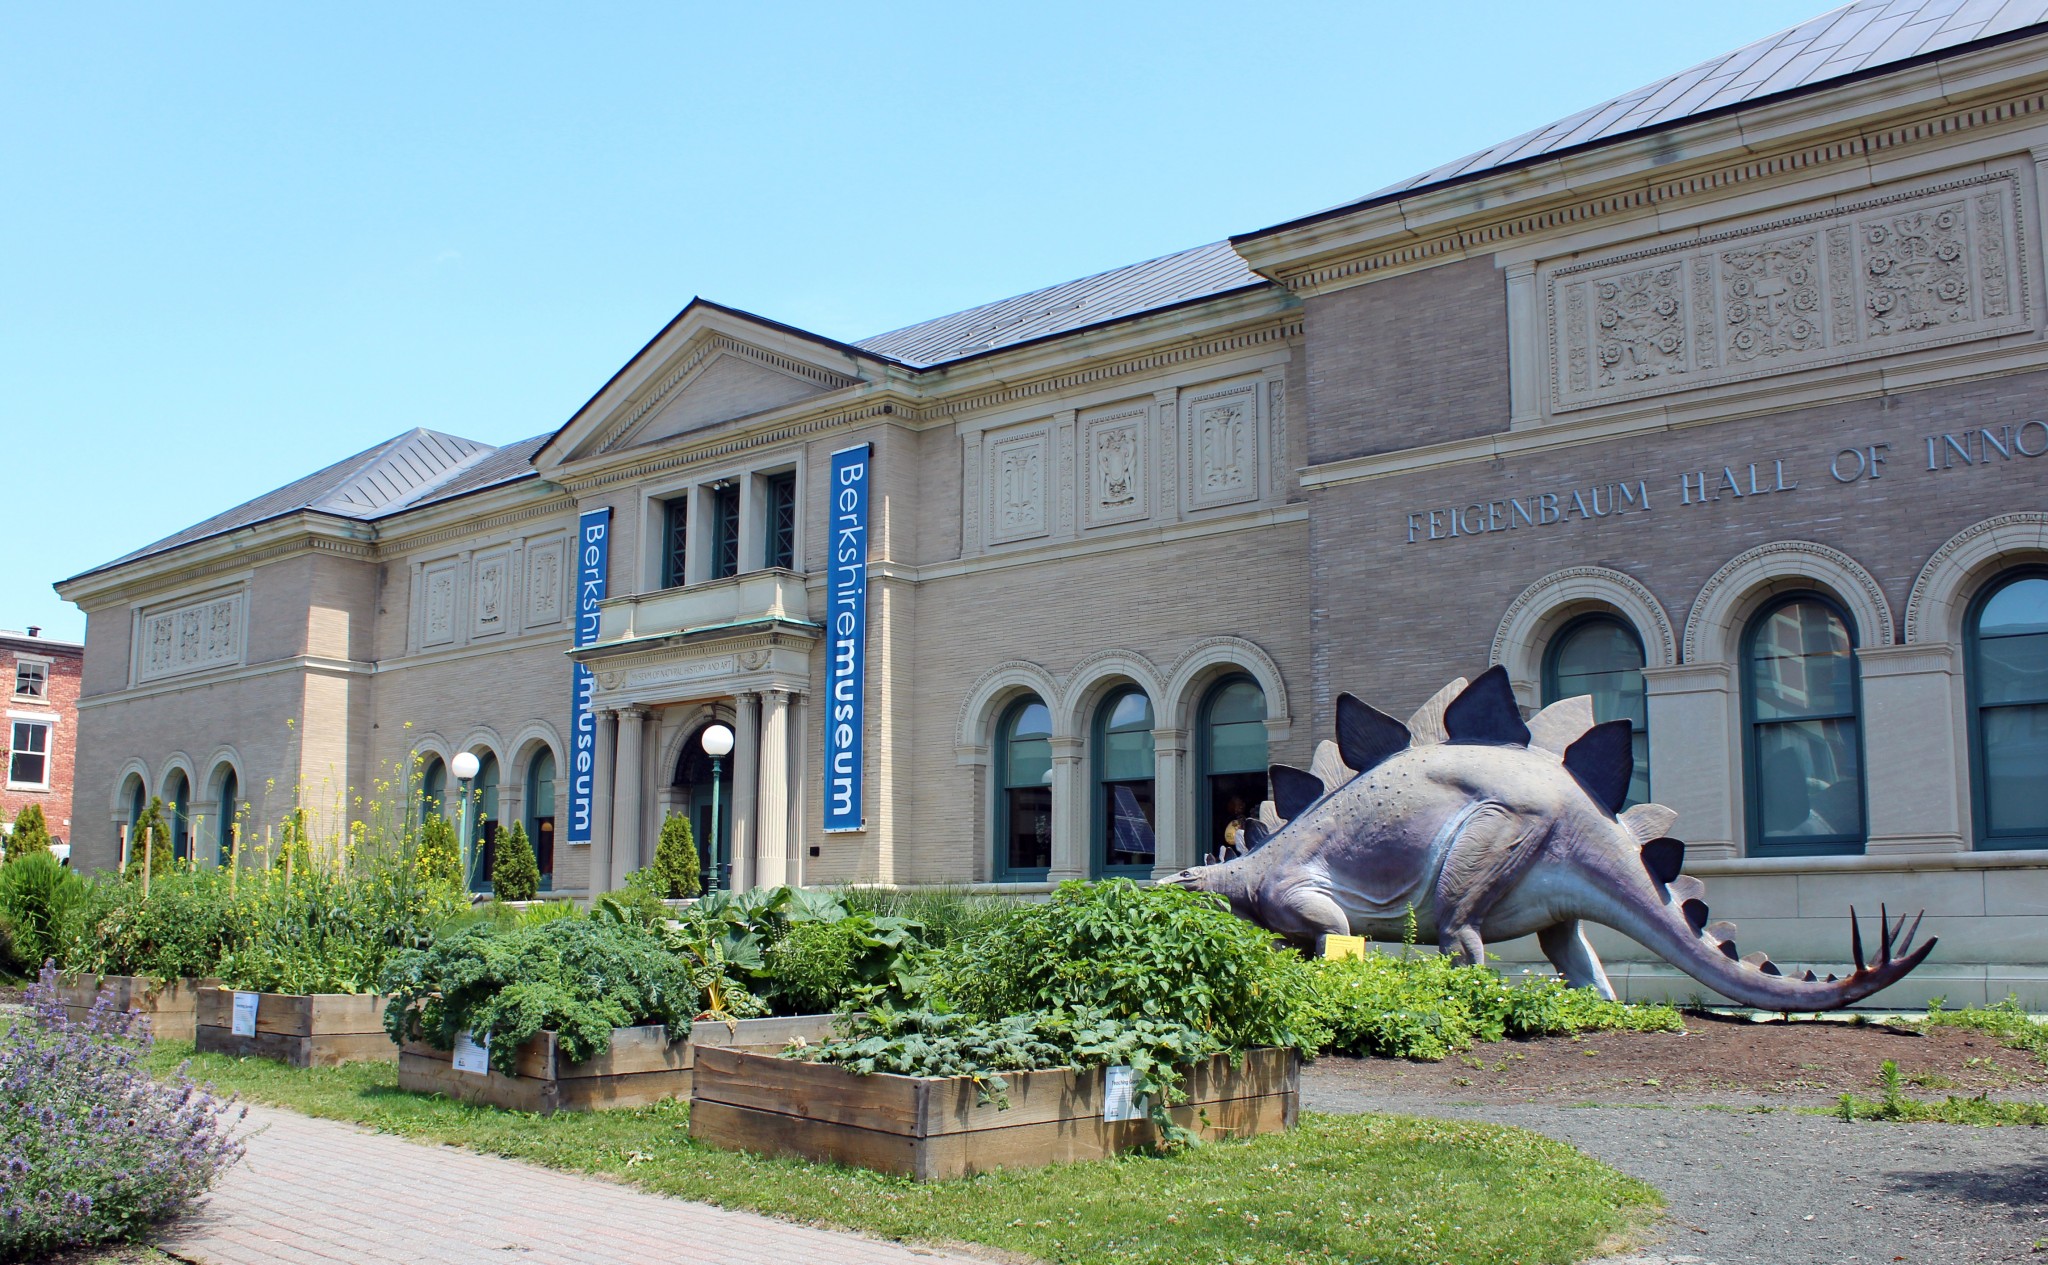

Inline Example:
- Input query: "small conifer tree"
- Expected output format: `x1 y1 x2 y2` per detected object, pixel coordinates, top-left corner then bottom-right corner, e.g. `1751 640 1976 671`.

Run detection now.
415 815 463 891
651 812 702 899
125 797 175 877
4 804 52 864
491 821 541 902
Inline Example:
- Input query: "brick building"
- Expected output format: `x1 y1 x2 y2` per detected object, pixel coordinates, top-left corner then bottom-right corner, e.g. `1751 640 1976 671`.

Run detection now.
56 1 2048 1003
3 627 81 857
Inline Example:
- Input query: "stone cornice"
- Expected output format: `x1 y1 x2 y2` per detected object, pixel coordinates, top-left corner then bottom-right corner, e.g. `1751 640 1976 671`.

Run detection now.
373 491 578 558
591 333 861 458
1241 44 2048 296
57 516 377 612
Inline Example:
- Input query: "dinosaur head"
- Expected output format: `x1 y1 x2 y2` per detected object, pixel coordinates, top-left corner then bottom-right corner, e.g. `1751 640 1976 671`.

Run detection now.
1162 857 1262 924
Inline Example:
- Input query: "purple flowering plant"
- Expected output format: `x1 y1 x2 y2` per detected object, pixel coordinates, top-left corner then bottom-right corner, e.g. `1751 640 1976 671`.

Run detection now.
0 965 245 1261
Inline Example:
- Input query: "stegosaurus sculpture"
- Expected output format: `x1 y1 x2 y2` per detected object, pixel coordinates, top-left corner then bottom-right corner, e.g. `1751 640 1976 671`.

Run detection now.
1168 666 1934 1010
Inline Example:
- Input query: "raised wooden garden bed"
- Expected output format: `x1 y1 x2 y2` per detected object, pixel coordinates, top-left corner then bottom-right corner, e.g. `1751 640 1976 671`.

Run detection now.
193 989 394 1067
689 1045 1301 1180
58 974 214 1041
397 1013 841 1114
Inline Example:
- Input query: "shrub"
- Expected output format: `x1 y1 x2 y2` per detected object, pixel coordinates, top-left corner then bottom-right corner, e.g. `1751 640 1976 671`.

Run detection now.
0 968 244 1259
836 885 1016 949
415 815 462 890
4 804 52 864
934 879 1325 1054
58 866 241 982
650 813 701 899
1309 950 1684 1061
764 911 927 1013
382 916 716 1073
490 822 541 902
124 798 174 877
0 852 83 973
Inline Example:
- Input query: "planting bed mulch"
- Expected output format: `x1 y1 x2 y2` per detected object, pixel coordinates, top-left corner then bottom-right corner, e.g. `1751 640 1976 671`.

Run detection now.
1313 1011 2048 1104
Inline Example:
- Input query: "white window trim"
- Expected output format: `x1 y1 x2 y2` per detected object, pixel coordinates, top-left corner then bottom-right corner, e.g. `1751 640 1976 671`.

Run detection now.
7 717 52 791
11 655 50 701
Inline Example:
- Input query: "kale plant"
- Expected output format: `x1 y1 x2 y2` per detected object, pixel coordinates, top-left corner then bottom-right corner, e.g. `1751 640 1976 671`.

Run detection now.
0 968 244 1260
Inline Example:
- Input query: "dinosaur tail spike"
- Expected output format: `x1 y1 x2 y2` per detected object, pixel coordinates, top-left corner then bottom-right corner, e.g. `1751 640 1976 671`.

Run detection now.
1850 906 1865 971
1897 910 1925 958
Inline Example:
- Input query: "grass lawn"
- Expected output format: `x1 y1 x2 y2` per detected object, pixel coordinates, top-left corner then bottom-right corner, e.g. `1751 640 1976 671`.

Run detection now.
150 1042 1659 1265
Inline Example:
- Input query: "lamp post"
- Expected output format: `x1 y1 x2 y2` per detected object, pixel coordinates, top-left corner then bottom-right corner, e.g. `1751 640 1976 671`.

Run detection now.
701 723 735 891
451 751 481 893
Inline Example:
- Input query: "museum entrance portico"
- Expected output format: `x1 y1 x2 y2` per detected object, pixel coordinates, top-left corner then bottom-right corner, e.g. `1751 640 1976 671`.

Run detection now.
571 577 817 894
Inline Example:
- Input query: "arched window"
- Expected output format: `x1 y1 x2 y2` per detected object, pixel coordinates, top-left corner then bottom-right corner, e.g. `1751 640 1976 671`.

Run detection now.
216 768 239 862
1092 686 1156 876
472 754 500 891
1199 676 1268 859
1967 569 2048 850
164 770 190 863
526 749 557 888
1543 614 1651 807
419 756 447 824
125 776 147 860
1743 593 1865 856
673 727 733 891
993 697 1052 880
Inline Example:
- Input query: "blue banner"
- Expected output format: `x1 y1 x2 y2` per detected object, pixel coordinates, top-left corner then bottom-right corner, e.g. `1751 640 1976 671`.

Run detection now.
824 444 871 832
567 508 610 846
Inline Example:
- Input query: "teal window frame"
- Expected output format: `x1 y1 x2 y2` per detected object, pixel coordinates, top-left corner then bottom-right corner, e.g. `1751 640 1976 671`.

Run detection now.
1090 685 1157 878
710 484 740 580
993 696 1053 882
765 472 797 570
419 756 447 826
165 770 190 862
526 748 557 889
471 753 500 893
662 498 689 588
1966 566 2048 851
1741 590 1867 857
1541 612 1652 807
217 768 238 860
1196 675 1268 858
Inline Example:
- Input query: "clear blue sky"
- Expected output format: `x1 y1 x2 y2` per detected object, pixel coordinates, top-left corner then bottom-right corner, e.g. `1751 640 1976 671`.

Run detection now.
6 0 1814 642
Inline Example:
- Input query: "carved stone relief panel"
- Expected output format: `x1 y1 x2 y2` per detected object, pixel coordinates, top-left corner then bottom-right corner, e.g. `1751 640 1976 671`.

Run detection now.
1184 381 1262 512
985 425 1051 545
524 536 565 631
422 562 460 649
1081 405 1149 529
471 550 512 639
1545 169 2031 412
136 591 245 685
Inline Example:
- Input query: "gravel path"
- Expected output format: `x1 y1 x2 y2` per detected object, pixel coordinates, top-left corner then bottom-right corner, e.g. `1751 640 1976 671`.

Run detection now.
1303 1078 2048 1264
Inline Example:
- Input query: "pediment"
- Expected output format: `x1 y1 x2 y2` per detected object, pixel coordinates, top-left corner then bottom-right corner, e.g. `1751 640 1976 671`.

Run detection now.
539 302 869 471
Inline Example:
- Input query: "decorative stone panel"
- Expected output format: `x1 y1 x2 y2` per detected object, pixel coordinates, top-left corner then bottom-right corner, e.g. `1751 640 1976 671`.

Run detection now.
985 425 1051 545
1184 380 1262 512
422 563 459 649
136 592 244 684
1545 169 2031 412
524 536 565 631
1081 404 1150 529
471 550 512 640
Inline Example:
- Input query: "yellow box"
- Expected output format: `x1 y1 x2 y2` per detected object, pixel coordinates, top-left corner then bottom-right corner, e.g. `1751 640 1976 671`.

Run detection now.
1321 934 1367 961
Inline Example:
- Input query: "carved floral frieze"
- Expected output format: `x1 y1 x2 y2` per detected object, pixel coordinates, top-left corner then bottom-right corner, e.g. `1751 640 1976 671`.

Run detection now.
986 426 1051 544
1082 406 1149 529
1184 382 1262 512
1546 170 2031 412
136 592 244 684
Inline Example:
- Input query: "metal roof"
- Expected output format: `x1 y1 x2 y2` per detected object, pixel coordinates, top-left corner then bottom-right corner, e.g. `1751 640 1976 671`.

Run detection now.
1296 0 2048 223
854 241 1264 368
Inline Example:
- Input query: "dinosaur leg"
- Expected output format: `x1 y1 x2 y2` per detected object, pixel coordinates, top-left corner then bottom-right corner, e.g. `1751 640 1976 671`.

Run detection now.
1537 920 1616 999
1287 888 1351 956
1433 802 1545 968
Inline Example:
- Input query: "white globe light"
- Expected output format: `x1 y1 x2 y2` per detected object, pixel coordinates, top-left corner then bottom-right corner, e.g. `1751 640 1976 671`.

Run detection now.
451 751 481 781
701 723 736 758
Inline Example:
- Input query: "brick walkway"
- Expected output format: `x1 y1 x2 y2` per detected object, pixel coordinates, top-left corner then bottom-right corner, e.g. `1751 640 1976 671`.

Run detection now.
160 1104 990 1265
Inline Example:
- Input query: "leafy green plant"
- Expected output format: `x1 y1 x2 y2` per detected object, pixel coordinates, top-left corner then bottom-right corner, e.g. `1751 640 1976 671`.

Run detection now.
764 911 926 1012
0 852 82 971
1920 995 2048 1064
382 916 717 1073
1834 1058 2048 1125
1309 950 1682 1061
415 815 461 890
490 823 540 902
934 879 1324 1054
124 798 174 877
835 885 1016 949
4 804 53 864
650 813 701 899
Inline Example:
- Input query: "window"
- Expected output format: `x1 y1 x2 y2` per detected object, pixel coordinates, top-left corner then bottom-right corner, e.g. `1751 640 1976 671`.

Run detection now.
1743 593 1865 855
1967 569 2048 850
1092 687 1156 875
765 472 797 570
710 483 740 580
1199 676 1268 859
8 721 48 786
217 768 239 860
662 498 689 588
419 756 447 823
1543 614 1651 806
472 754 500 892
165 770 190 862
994 697 1052 880
526 748 557 888
13 660 46 700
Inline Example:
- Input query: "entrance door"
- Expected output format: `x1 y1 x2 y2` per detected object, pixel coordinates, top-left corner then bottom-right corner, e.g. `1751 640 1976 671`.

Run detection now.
674 729 732 891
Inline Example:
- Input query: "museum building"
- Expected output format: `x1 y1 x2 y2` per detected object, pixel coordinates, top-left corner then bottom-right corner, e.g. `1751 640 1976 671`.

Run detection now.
59 0 2048 1005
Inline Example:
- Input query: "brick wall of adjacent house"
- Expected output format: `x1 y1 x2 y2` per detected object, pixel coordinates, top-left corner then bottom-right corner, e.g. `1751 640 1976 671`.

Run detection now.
3 632 82 845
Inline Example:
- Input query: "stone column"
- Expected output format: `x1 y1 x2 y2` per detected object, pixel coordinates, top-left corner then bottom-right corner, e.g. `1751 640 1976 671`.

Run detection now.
609 705 648 891
789 693 808 886
1642 664 1738 858
730 692 761 890
756 690 791 887
1150 730 1187 879
587 707 616 894
1857 642 1969 854
1049 735 1087 881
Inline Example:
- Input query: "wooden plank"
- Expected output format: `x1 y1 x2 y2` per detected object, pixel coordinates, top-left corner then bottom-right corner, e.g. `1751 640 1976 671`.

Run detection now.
913 1090 1298 1180
688 1100 924 1176
196 1025 397 1068
303 993 389 1036
555 1067 694 1110
194 990 388 1038
690 1046 926 1135
398 1052 555 1114
551 1025 688 1080
687 1013 843 1053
